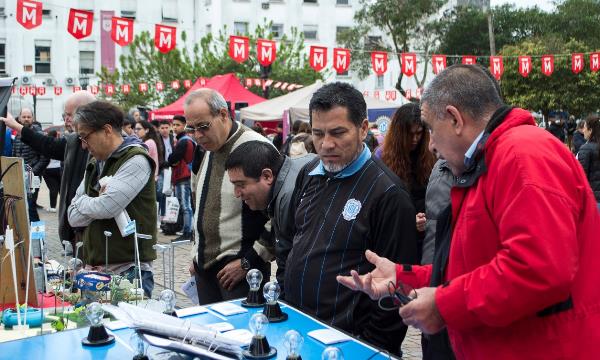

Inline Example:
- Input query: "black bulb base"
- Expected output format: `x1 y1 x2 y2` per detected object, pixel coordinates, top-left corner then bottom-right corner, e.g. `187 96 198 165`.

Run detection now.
81 324 115 347
241 289 265 307
286 355 302 360
263 302 288 323
242 335 277 359
133 355 149 360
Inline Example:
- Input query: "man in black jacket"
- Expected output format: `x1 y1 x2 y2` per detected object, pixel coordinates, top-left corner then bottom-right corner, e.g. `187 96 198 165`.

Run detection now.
284 83 419 356
1 91 95 247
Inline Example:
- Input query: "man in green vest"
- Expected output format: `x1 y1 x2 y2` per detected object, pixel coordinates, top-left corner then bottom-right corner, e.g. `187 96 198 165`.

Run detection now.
68 101 157 298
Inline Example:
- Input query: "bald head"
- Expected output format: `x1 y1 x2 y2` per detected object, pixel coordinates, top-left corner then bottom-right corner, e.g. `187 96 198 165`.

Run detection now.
64 91 95 132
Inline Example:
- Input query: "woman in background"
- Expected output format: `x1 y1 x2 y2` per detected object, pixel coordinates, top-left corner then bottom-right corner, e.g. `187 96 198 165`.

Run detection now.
577 115 600 210
134 120 163 180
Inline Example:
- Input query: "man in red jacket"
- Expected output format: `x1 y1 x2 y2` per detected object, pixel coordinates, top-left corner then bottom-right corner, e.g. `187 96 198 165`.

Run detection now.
338 64 600 359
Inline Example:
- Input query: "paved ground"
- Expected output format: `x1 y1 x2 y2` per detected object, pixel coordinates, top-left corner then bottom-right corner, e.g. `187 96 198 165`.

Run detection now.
36 183 423 359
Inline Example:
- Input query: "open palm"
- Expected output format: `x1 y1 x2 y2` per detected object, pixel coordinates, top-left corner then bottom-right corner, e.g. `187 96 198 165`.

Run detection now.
336 250 397 300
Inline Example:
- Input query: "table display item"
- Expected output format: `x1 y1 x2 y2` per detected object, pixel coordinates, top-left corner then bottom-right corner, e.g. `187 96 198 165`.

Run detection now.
284 330 304 360
81 302 115 346
262 281 287 322
242 313 277 359
241 269 265 307
321 347 344 360
1 307 43 328
130 331 149 360
160 289 177 316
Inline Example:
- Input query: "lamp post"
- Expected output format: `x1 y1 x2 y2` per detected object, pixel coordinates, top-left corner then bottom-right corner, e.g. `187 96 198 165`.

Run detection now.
260 65 271 98
79 76 89 90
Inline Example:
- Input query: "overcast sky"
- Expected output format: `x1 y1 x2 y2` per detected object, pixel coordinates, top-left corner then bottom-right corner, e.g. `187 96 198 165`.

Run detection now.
490 0 555 12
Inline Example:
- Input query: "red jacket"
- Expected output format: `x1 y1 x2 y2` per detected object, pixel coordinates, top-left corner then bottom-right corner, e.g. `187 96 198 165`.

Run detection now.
397 108 600 359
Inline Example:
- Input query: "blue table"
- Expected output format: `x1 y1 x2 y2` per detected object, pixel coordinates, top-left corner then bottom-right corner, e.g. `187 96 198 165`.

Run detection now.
0 300 397 359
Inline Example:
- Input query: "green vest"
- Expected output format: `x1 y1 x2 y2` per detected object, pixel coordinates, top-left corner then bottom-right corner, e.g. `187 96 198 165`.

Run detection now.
82 145 157 266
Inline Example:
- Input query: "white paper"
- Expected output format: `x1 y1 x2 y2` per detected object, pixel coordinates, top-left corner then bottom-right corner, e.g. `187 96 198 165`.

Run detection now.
307 328 352 345
220 329 252 346
205 322 235 333
175 305 208 318
99 176 132 236
31 176 41 189
181 276 200 305
162 168 172 195
105 320 128 330
210 302 248 316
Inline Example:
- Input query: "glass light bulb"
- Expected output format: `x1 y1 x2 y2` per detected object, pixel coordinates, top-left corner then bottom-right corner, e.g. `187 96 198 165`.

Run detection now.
262 281 281 304
246 269 263 291
284 330 304 356
68 258 83 271
129 331 148 356
85 302 104 326
248 313 269 337
322 347 344 360
160 289 176 313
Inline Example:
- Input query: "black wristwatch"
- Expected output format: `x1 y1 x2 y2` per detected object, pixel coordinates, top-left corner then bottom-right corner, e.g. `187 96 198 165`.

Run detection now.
240 257 251 271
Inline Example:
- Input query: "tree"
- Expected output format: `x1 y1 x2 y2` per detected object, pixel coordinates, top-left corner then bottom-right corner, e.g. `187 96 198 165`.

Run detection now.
338 0 446 93
500 37 600 118
98 22 323 110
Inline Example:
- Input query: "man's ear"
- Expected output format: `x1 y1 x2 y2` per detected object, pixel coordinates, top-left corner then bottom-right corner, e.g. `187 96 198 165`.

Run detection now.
261 168 275 185
446 105 465 135
359 119 369 141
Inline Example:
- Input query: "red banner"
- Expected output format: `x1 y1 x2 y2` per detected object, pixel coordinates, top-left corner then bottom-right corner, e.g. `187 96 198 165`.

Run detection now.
156 81 164 92
245 79 252 87
462 56 476 65
138 83 148 93
111 17 134 47
105 84 115 96
199 77 208 86
73 86 81 92
54 86 63 96
37 86 46 96
171 80 180 89
183 79 192 89
89 85 99 95
122 84 131 94
431 55 447 75
572 53 584 74
228 35 249 63
155 24 176 53
257 39 276 66
309 46 328 72
405 89 412 99
385 90 397 101
541 55 554 76
17 0 42 29
371 51 388 75
67 9 93 39
401 53 417 77
518 56 532 77
591 52 600 72
333 48 351 74
489 56 504 80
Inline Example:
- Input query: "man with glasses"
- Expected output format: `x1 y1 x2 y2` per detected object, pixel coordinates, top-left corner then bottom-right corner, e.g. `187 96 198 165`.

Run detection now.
68 101 157 298
185 88 274 305
0 90 95 249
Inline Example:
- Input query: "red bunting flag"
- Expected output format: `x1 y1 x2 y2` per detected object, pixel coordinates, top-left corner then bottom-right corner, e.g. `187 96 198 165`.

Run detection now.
122 84 131 94
68 9 94 39
572 53 584 74
281 83 289 91
265 79 273 87
309 46 328 72
19 87 28 96
111 17 134 47
138 83 148 93
373 90 380 99
229 35 249 63
155 24 177 53
405 89 412 99
156 81 164 92
489 56 504 80
105 84 115 96
401 53 417 77
274 82 282 89
462 56 476 65
371 51 388 75
416 88 423 99
36 86 46 96
54 86 63 96
245 79 253 87
89 85 99 95
183 79 192 89
17 0 43 29
385 90 397 101
171 80 180 89
518 56 532 77
28 86 37 96
591 52 600 72
257 39 276 66
73 86 81 92
333 48 351 74
431 55 447 75
541 55 554 76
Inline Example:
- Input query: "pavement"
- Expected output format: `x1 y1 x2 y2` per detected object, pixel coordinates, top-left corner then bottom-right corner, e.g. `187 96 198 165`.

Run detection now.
36 182 424 359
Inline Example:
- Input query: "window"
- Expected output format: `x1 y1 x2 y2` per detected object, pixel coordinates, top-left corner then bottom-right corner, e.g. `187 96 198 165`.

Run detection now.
42 9 51 18
0 0 6 17
336 26 350 43
367 35 382 48
162 0 178 22
234 21 249 35
206 24 212 35
0 40 5 75
35 40 51 74
271 23 284 39
376 75 384 89
304 0 317 3
303 24 318 40
79 51 95 75
121 0 136 19
336 0 349 4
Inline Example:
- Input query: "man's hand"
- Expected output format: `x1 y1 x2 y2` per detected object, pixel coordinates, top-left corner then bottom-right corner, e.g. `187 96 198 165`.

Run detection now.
399 287 445 334
336 249 396 300
416 213 426 232
216 259 247 291
189 262 196 276
0 113 23 134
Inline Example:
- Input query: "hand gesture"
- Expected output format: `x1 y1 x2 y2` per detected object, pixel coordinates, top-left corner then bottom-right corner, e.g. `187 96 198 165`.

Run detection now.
336 249 396 300
416 213 426 232
0 113 23 133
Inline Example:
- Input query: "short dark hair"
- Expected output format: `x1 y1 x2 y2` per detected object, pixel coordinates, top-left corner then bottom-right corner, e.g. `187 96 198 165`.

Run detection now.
309 82 367 127
225 141 283 179
173 115 186 124
123 116 135 128
421 64 504 121
159 119 171 126
74 101 124 131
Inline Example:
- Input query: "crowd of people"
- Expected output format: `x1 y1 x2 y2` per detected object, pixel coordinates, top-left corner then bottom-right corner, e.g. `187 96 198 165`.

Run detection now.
0 63 599 359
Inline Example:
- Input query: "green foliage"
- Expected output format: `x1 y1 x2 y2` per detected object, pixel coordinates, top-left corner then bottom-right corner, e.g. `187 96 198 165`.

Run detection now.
98 21 323 110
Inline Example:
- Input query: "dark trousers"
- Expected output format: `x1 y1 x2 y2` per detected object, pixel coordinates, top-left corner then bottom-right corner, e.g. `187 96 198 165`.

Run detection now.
28 189 40 222
43 168 61 208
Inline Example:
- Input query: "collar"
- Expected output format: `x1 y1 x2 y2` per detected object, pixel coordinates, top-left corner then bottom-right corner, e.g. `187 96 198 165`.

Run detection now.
309 144 371 179
464 130 484 168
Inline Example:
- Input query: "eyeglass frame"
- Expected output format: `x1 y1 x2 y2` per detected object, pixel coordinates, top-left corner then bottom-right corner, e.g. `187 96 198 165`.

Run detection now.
78 128 100 145
185 122 212 133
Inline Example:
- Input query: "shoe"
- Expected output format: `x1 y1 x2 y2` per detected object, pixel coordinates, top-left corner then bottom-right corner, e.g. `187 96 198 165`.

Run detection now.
175 231 183 236
46 207 57 213
172 233 192 242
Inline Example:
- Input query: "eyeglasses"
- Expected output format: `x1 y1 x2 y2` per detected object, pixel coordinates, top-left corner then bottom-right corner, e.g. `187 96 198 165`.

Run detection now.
78 130 98 145
62 112 73 120
377 281 417 311
185 122 212 133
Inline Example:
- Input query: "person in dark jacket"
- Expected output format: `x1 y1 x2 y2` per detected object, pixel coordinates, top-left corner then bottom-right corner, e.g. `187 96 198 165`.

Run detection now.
11 108 49 222
573 120 586 155
578 114 600 209
0 91 95 248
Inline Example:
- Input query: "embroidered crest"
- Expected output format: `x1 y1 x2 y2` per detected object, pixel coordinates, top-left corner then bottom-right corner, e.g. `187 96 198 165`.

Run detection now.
343 198 362 221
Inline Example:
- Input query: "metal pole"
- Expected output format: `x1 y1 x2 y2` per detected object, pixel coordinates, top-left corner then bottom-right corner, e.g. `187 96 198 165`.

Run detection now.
486 0 496 56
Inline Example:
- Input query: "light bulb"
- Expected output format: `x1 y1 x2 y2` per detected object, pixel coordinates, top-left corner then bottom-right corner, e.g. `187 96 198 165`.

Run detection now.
263 281 281 304
68 258 83 271
321 347 344 360
85 302 104 326
160 289 176 313
284 330 304 357
248 313 269 337
129 331 148 356
246 269 263 291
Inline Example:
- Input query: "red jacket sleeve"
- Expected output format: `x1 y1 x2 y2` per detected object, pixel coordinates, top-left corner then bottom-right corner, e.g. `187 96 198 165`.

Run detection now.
396 263 433 289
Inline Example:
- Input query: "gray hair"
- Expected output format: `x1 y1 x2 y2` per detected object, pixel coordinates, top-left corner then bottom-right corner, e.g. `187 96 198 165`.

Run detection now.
128 107 140 116
421 64 504 121
184 88 228 117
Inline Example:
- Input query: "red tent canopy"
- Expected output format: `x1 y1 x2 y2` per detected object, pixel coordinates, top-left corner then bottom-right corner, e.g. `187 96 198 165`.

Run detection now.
149 73 265 120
